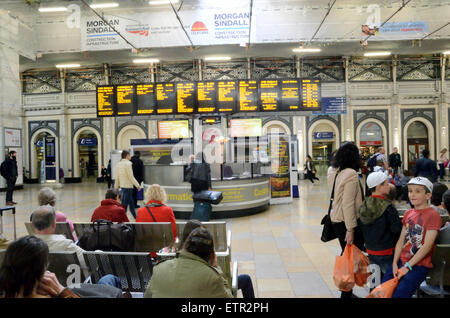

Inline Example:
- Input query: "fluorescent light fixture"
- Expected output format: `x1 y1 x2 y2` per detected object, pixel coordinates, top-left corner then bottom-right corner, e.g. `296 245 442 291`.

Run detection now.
133 58 160 63
55 64 81 68
38 7 68 12
443 51 450 55
90 3 119 9
364 51 391 57
204 56 232 61
149 0 179 5
292 48 321 53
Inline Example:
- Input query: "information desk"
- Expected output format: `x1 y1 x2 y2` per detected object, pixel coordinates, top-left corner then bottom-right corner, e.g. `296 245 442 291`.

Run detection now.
144 164 270 219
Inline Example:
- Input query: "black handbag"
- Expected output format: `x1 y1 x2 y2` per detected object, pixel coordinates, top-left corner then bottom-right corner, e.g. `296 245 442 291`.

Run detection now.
193 190 223 205
321 171 339 242
78 219 135 252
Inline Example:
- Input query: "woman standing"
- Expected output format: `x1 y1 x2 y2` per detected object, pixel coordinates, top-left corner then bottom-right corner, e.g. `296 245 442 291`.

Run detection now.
304 155 319 183
185 152 212 221
327 142 365 298
438 148 448 180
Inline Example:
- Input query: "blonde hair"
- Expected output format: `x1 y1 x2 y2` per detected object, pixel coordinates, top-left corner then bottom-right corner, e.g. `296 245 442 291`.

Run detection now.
145 184 167 203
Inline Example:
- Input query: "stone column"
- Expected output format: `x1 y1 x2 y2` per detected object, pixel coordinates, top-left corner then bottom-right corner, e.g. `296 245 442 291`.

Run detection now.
0 46 21 189
439 54 448 152
342 57 352 141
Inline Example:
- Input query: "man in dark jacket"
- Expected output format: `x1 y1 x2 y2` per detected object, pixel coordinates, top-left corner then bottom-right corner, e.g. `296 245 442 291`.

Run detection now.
130 151 144 208
1 151 18 206
358 171 403 285
185 152 212 221
414 149 438 183
388 147 402 176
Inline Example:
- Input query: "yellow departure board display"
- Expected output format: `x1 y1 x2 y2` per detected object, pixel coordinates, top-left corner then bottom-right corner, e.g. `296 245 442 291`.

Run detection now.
136 84 156 115
238 80 258 112
96 86 115 117
217 81 237 113
280 79 300 111
197 81 217 113
176 82 195 114
301 79 321 109
260 80 279 111
116 85 134 116
156 83 176 114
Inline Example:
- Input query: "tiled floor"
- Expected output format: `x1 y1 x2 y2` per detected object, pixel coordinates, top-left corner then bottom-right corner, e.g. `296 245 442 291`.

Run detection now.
0 177 374 298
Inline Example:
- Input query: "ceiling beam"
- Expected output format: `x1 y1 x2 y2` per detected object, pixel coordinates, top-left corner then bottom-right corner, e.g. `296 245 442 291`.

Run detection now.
420 22 450 41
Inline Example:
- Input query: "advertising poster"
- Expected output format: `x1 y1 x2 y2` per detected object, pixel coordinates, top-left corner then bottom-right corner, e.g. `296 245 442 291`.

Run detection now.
4 128 21 147
269 135 292 204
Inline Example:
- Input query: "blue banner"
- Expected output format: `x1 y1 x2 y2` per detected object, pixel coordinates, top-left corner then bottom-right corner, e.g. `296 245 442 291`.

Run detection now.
79 138 98 146
313 132 334 140
313 97 346 115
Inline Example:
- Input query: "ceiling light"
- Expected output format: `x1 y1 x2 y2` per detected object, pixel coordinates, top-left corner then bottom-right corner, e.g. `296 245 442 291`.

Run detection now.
90 3 119 9
55 64 81 68
292 48 321 53
364 51 391 57
38 7 68 12
443 51 450 55
133 58 160 63
204 56 231 61
149 0 179 5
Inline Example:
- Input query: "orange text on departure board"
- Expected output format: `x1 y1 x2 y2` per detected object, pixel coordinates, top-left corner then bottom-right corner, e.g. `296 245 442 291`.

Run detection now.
176 82 195 113
218 81 236 112
156 83 174 113
281 80 299 110
198 82 216 112
136 84 155 114
97 86 114 116
239 80 258 111
260 80 279 111
302 79 320 108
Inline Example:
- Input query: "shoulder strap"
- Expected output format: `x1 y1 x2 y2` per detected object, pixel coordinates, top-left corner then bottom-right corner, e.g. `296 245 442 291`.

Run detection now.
328 171 339 216
144 203 165 222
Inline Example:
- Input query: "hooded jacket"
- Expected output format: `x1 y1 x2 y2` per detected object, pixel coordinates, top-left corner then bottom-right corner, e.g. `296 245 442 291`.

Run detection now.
358 195 403 253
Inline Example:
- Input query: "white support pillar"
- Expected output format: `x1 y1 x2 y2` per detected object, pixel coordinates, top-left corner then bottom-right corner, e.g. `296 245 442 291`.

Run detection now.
391 55 401 151
342 57 352 142
439 54 448 152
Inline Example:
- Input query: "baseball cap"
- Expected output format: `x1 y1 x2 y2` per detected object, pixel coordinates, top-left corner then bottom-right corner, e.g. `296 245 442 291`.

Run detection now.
366 171 388 189
408 177 433 193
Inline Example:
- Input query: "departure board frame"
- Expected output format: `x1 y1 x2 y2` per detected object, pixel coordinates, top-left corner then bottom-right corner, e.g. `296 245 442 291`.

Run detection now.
96 85 116 117
115 84 136 116
96 78 322 117
136 83 157 115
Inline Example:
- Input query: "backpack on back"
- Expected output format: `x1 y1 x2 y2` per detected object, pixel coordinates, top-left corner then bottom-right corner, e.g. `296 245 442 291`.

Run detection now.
366 155 378 172
0 161 8 179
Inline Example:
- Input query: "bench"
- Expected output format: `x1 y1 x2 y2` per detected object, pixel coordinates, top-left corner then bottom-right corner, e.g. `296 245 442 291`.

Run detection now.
176 221 230 252
73 222 175 252
419 244 450 297
47 251 87 287
25 222 76 241
82 251 153 293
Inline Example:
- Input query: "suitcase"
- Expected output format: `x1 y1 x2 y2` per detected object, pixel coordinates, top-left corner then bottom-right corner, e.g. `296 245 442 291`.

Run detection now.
191 201 212 222
0 206 17 241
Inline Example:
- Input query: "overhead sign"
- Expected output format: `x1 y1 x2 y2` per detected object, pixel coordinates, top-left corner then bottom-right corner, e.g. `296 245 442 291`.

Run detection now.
313 132 334 140
313 97 346 115
79 138 98 146
363 21 429 40
97 85 115 116
116 85 135 116
136 84 156 115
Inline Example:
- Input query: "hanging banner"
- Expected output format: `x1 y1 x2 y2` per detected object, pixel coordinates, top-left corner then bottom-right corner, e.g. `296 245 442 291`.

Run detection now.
362 21 429 41
81 8 250 51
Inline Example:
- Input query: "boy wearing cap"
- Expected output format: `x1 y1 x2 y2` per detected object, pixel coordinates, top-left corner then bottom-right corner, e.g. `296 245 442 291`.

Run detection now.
358 172 403 283
380 177 441 298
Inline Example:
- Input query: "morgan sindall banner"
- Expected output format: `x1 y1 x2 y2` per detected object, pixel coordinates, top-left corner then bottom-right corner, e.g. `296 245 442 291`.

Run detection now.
81 8 250 51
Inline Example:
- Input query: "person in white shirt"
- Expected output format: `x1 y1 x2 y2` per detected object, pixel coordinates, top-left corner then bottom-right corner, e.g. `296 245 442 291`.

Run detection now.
114 150 141 219
31 205 88 279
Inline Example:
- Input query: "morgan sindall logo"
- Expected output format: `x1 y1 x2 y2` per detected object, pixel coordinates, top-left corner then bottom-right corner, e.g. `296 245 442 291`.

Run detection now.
67 4 81 29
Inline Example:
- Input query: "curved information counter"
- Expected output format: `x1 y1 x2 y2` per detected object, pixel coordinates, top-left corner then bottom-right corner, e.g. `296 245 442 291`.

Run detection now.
144 164 270 219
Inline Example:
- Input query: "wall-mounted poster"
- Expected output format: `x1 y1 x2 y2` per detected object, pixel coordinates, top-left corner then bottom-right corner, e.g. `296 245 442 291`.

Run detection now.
4 128 21 147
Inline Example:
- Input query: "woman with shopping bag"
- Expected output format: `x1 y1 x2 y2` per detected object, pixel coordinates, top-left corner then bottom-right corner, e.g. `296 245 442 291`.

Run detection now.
327 142 365 298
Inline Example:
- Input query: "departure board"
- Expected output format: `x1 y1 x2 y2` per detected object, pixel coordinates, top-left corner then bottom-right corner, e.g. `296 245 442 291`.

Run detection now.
156 83 176 114
136 84 156 115
280 79 300 111
301 79 321 110
217 80 237 113
197 81 217 113
116 85 135 116
176 82 195 114
238 80 258 112
260 80 280 111
97 85 115 117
